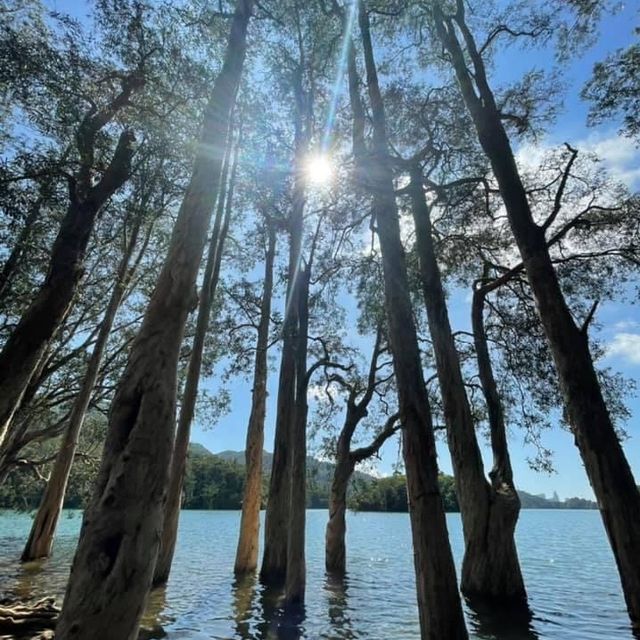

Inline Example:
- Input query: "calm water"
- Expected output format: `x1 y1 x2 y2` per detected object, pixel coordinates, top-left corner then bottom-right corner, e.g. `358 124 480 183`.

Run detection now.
0 509 636 639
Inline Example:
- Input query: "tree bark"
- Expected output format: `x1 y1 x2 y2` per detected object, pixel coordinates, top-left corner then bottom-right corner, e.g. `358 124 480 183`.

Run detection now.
433 1 640 627
260 69 309 588
21 213 143 562
325 459 353 575
0 128 136 456
55 4 252 639
409 166 526 605
152 125 237 588
234 224 276 575
284 264 310 608
351 5 468 639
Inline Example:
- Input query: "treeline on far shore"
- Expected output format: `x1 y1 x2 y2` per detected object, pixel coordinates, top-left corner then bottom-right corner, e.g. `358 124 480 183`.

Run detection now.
0 445 596 513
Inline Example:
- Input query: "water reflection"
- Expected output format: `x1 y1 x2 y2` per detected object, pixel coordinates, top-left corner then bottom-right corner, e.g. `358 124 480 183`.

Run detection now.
324 573 357 639
466 596 539 640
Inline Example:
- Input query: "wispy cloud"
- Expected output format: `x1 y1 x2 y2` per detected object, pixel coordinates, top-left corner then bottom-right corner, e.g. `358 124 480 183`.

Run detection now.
607 332 640 364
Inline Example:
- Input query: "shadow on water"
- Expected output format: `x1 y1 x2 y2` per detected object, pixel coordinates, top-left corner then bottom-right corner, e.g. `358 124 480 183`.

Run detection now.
324 572 358 639
140 586 172 639
465 596 540 640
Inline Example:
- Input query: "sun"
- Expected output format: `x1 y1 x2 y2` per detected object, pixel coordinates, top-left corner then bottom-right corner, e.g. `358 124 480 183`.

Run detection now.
305 154 333 185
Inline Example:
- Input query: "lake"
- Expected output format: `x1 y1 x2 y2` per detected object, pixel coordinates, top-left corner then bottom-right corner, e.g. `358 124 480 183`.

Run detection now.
0 509 637 639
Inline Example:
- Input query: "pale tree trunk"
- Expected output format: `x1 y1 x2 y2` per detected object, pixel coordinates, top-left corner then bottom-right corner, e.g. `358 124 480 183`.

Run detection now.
284 265 310 608
0 199 40 307
409 166 526 605
152 126 238 588
21 213 144 562
0 71 144 455
260 71 309 588
234 223 277 575
55 4 252 639
350 5 468 639
434 2 640 627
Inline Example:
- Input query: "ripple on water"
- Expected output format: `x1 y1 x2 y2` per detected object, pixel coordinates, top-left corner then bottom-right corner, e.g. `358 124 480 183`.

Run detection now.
0 509 636 640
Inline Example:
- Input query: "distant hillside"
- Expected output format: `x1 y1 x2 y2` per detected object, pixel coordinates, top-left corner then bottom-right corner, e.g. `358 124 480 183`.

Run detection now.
187 443 597 511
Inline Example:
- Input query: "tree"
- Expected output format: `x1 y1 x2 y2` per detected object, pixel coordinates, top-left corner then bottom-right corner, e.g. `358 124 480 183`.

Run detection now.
234 220 277 575
429 0 640 626
342 3 468 638
55 2 253 638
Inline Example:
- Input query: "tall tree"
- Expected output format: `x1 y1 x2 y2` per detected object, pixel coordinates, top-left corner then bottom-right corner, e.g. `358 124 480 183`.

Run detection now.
234 219 277 575
55 2 253 638
153 127 239 587
408 162 526 605
344 3 468 638
430 0 640 626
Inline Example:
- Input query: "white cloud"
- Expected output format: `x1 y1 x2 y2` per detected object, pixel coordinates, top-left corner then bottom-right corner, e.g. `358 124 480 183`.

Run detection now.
607 332 640 364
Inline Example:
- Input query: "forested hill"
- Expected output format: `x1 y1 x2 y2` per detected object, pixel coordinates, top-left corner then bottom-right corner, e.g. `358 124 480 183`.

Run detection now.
0 442 596 511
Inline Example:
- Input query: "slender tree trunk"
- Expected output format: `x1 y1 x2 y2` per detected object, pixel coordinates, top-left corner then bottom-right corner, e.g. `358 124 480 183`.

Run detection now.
21 214 143 562
284 265 310 608
0 199 40 306
351 6 468 639
260 76 308 587
409 167 526 604
55 4 252 639
433 3 640 626
152 128 238 588
234 224 276 575
325 459 353 575
0 130 135 456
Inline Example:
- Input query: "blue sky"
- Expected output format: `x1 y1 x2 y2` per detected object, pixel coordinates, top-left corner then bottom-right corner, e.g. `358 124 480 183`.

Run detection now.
44 0 639 499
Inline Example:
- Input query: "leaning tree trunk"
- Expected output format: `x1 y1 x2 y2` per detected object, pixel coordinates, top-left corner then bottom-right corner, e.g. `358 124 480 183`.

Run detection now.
433 3 640 626
55 4 252 639
325 458 354 575
21 213 143 563
0 129 136 456
152 128 237 588
351 5 468 639
284 265 310 608
234 224 276 575
409 166 526 605
260 82 308 587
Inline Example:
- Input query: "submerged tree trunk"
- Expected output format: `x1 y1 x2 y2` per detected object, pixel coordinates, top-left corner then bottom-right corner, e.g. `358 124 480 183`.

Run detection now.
433 2 640 626
350 5 468 639
55 4 252 639
0 125 136 456
260 72 309 588
284 264 310 608
152 127 238 588
234 224 276 575
325 459 353 575
21 213 144 563
408 166 526 604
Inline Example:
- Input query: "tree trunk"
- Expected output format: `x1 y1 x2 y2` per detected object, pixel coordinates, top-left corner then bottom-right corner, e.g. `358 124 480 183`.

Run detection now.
234 224 276 575
152 125 237 588
325 459 353 575
0 199 40 306
352 5 468 639
284 265 310 608
433 3 640 626
21 214 143 563
409 166 526 605
260 73 308 588
55 4 252 639
0 130 135 457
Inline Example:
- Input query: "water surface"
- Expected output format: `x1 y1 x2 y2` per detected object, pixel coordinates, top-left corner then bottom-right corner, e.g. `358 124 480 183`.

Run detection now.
0 509 635 639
